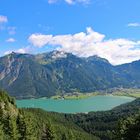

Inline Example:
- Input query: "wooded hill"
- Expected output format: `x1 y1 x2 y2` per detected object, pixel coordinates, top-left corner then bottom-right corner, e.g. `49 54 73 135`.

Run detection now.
0 90 140 140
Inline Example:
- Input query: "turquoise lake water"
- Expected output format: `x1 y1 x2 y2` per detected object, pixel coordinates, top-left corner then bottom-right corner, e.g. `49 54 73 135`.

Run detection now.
16 95 135 113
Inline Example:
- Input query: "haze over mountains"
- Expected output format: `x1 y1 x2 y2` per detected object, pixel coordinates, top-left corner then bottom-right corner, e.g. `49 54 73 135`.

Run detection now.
0 50 140 99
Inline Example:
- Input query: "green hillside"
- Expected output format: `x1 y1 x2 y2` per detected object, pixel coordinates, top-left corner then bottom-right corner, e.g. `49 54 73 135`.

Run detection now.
0 90 99 140
1 90 140 140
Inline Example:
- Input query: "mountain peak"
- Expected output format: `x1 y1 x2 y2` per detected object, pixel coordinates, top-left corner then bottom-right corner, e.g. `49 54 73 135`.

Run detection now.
11 51 16 54
51 50 68 59
6 51 18 56
6 52 33 59
87 55 110 64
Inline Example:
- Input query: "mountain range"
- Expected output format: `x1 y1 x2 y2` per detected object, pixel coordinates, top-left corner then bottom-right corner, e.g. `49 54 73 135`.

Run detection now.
0 51 140 99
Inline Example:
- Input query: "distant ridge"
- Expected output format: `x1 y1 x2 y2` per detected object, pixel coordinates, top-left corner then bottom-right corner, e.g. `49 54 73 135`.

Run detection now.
0 51 140 99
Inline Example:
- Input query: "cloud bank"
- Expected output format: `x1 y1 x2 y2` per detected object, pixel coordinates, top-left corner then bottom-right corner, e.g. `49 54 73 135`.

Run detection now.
28 27 140 65
128 23 140 27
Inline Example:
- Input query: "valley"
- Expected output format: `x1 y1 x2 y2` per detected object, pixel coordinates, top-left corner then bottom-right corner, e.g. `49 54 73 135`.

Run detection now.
1 1 140 139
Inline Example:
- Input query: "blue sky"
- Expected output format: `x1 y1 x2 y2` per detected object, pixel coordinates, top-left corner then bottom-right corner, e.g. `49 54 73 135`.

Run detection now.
0 0 140 64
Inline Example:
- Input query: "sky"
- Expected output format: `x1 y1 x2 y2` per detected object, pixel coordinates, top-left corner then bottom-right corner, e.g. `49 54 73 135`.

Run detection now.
0 0 140 65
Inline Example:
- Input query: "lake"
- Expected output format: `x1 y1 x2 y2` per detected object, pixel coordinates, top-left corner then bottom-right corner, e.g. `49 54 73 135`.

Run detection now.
16 95 135 113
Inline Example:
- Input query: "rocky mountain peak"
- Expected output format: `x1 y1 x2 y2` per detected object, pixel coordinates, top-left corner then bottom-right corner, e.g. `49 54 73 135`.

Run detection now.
51 50 68 59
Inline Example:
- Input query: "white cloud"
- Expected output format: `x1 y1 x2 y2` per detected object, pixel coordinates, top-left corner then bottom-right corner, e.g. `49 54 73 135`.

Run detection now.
48 0 58 4
0 16 17 36
0 15 8 24
65 0 74 4
29 34 52 47
66 0 90 4
6 38 16 43
47 0 90 5
4 47 30 55
4 51 12 55
28 27 140 65
128 23 140 27
16 48 28 54
0 15 8 31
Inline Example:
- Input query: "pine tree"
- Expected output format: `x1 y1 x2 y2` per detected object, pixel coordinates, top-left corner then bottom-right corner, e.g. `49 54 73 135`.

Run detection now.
115 114 140 140
61 134 67 140
17 114 26 140
0 123 5 140
17 113 37 140
8 116 19 140
41 124 55 140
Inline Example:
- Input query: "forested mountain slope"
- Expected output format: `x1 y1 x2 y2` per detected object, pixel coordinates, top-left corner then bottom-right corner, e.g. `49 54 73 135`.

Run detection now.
1 51 140 98
0 90 99 140
1 90 140 140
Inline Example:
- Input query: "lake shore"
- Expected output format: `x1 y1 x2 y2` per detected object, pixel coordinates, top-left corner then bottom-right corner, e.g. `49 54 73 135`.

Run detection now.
16 88 140 100
16 95 135 113
50 89 140 100
50 92 99 100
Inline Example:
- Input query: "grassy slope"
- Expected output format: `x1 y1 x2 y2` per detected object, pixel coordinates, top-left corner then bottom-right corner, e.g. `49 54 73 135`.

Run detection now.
111 88 140 98
50 88 140 100
51 92 99 100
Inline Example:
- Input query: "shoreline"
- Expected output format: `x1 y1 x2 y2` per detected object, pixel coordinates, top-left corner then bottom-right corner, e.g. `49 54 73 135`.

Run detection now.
16 89 140 100
16 93 136 101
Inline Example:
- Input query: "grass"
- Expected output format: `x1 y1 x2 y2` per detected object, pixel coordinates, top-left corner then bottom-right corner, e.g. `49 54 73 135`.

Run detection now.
51 92 99 100
126 93 140 98
111 89 140 98
64 92 99 99
50 89 140 100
